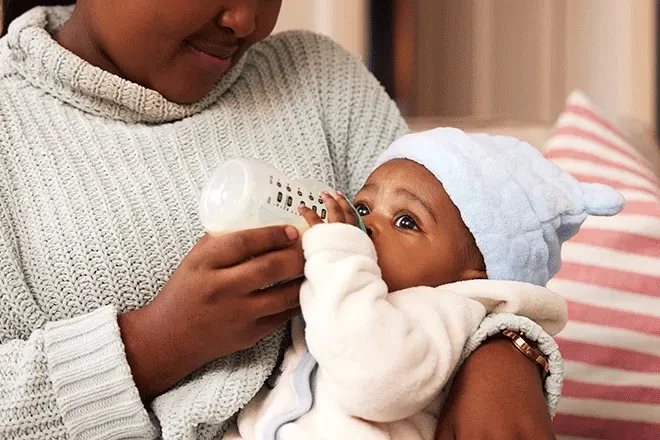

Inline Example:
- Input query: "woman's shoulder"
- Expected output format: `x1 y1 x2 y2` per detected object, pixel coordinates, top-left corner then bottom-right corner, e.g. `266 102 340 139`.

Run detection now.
0 39 25 104
260 29 351 56
0 39 17 79
0 42 14 119
247 30 368 86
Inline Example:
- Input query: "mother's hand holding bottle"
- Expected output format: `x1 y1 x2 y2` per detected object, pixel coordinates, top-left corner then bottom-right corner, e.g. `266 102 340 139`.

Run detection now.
119 225 304 402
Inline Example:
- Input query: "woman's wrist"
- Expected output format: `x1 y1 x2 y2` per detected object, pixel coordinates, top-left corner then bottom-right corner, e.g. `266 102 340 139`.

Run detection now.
118 306 200 402
436 330 556 439
466 337 545 392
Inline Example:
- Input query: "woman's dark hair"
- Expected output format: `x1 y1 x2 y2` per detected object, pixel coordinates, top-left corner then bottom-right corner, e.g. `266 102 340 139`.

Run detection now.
2 0 75 36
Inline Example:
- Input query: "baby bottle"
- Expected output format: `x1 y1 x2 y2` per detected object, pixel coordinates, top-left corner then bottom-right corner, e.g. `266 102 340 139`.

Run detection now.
199 158 334 234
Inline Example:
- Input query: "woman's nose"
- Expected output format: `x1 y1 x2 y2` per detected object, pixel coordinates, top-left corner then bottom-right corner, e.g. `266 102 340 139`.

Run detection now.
218 1 257 38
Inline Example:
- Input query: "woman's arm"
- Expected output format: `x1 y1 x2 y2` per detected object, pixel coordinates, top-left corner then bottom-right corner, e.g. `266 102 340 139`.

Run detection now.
0 307 159 440
436 315 561 440
0 197 157 439
0 188 304 440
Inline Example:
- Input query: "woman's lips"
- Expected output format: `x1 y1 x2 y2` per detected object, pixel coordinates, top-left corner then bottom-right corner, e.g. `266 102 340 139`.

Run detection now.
185 40 239 73
186 40 238 61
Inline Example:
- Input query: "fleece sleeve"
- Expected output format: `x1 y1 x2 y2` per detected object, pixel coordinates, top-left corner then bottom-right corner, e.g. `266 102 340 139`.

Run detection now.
300 223 487 422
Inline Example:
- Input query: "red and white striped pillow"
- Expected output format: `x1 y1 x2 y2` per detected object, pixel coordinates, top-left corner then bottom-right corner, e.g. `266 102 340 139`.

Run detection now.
544 91 660 440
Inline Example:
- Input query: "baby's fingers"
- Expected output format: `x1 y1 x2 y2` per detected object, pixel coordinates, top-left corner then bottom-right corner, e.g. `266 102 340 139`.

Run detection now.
335 191 359 227
321 192 345 223
298 204 324 227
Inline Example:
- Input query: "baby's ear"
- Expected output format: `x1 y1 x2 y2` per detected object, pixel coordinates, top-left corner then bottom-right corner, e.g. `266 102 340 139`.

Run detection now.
460 268 488 281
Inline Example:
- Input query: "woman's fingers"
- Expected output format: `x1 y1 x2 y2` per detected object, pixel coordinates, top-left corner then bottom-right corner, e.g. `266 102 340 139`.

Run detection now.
256 305 302 336
217 244 305 294
251 279 303 317
195 226 299 269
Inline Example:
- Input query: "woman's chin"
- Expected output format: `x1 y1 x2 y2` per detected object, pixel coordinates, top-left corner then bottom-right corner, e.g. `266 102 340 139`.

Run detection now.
164 89 210 105
154 77 218 105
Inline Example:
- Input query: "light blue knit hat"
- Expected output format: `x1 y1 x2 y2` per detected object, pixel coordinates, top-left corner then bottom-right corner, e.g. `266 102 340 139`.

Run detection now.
375 127 625 286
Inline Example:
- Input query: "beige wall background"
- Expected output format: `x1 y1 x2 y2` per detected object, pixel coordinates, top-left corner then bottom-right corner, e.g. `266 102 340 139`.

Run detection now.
565 0 655 128
275 0 656 130
413 0 656 128
274 0 367 60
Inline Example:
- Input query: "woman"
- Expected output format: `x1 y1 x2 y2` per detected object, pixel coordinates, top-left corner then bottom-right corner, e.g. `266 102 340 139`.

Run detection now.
0 1 560 439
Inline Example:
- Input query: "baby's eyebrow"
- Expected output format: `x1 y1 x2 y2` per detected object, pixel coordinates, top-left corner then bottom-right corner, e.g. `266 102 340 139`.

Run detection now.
394 188 437 223
360 182 377 192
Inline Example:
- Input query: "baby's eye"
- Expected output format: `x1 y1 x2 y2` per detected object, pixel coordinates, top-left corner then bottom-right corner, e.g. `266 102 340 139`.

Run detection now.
394 215 418 230
355 203 370 216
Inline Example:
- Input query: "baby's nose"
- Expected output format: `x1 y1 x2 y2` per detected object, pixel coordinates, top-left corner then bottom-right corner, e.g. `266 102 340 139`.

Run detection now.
362 217 379 239
363 221 377 238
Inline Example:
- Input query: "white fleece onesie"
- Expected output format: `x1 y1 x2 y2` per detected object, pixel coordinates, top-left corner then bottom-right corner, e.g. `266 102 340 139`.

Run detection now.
226 223 567 440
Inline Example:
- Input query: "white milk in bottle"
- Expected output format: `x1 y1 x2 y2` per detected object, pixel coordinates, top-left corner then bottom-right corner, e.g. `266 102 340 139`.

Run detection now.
199 158 334 234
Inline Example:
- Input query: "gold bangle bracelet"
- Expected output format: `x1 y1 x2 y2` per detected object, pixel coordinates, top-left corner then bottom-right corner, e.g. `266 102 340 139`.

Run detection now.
501 330 550 379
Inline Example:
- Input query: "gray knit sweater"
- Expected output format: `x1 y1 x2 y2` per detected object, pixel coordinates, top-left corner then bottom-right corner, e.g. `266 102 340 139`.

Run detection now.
0 6 562 440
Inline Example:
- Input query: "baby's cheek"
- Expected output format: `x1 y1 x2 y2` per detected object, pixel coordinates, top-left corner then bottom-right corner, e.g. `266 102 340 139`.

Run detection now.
378 248 426 292
382 244 467 291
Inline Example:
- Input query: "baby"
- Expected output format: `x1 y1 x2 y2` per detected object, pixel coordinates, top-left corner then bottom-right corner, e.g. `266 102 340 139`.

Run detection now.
225 128 624 440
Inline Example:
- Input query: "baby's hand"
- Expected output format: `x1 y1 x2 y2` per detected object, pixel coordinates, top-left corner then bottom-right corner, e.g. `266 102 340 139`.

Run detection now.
298 191 361 228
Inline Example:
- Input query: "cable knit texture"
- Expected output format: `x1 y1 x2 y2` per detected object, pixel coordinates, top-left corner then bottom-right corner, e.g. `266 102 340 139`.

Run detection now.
0 6 561 440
